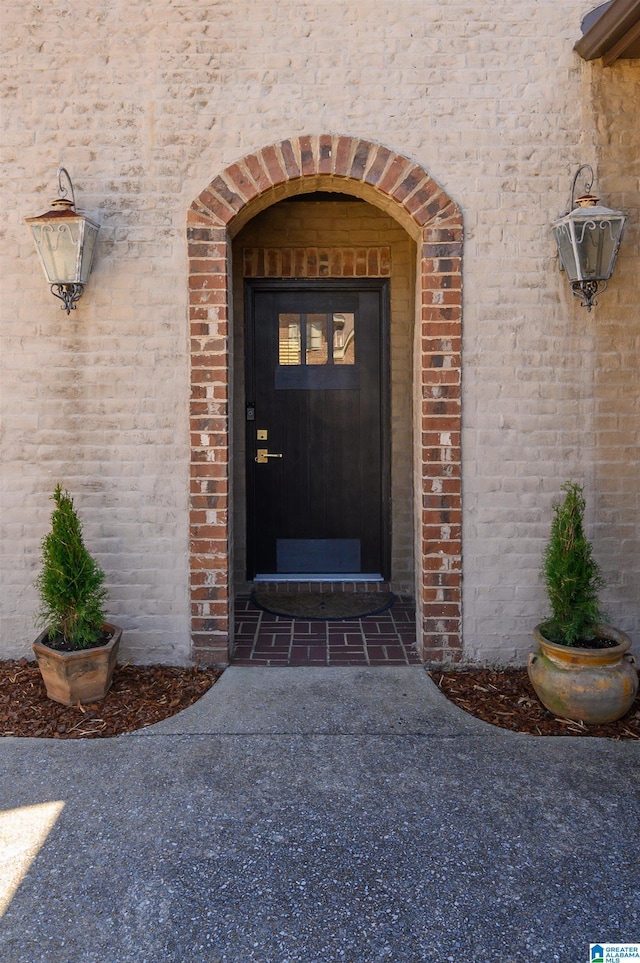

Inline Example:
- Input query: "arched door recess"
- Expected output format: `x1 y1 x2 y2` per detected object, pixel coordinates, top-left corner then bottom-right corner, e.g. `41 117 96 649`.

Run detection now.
187 135 462 665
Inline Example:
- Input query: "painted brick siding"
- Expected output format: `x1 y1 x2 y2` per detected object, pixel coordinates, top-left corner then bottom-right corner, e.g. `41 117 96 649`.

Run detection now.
1 1 638 664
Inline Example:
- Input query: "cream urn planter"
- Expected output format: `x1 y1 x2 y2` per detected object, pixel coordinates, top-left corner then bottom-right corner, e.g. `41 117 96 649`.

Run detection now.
528 623 638 725
33 623 122 706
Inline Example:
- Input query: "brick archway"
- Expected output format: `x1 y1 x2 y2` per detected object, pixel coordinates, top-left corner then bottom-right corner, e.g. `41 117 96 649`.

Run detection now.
187 135 462 665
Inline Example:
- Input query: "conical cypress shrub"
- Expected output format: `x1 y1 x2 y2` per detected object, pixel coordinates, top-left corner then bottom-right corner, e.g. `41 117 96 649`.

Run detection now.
35 485 108 650
541 481 605 645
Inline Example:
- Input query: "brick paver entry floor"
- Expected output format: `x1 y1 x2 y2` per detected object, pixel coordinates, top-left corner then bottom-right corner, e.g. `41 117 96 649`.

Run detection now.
232 595 420 666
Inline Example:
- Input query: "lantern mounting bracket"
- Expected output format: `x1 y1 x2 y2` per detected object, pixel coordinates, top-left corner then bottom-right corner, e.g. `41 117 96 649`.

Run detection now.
571 278 604 311
51 282 84 314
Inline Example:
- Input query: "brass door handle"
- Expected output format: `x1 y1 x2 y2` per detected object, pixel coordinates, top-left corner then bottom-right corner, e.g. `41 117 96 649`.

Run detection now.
255 449 283 464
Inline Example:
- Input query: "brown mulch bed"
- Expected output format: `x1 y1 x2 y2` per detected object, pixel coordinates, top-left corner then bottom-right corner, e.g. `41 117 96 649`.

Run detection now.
0 661 638 739
431 667 640 740
0 660 221 739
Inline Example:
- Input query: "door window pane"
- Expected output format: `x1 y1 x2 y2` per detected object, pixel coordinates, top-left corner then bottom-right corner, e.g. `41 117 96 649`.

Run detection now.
278 310 355 366
306 314 328 365
332 313 355 364
278 314 301 365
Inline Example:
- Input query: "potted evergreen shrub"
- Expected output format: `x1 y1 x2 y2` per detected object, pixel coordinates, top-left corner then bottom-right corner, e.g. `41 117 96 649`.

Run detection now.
32 485 122 705
528 481 637 724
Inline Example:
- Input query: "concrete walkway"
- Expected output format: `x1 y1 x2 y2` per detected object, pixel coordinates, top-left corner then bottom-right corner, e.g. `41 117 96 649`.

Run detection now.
0 667 638 963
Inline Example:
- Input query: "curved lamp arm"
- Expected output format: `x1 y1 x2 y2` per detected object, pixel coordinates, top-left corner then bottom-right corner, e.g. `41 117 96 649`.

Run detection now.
57 167 77 208
569 164 594 210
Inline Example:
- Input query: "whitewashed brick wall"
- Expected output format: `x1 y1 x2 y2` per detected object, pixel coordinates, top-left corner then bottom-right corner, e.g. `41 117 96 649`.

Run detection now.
1 0 638 664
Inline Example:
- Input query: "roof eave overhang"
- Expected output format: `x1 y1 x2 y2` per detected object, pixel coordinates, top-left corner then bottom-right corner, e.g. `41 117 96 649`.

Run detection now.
574 0 640 64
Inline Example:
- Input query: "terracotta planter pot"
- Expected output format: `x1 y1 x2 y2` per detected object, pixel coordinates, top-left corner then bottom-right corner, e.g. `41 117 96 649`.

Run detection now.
528 623 638 725
33 623 122 706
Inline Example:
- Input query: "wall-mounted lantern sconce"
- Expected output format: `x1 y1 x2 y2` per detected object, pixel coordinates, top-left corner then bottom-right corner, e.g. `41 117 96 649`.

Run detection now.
551 165 627 311
25 167 100 314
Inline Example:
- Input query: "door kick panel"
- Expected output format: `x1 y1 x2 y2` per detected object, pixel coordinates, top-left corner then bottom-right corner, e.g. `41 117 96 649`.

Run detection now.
276 539 361 575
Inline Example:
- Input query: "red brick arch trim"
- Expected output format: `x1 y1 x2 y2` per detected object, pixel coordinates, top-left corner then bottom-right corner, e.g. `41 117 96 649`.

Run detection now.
187 135 462 665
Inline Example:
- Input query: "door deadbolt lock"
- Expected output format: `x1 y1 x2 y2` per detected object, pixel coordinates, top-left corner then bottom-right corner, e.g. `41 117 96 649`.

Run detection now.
255 448 283 464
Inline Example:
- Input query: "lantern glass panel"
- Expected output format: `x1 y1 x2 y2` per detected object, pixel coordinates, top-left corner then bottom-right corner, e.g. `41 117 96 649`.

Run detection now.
29 219 83 284
577 215 625 281
78 220 99 284
577 221 613 281
552 207 626 284
552 222 578 280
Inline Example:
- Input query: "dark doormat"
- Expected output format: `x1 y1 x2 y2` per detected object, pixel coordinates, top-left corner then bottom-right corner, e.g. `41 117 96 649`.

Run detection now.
251 591 395 621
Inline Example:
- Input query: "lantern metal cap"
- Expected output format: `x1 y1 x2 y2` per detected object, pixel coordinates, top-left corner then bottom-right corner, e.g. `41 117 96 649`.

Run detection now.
25 197 99 224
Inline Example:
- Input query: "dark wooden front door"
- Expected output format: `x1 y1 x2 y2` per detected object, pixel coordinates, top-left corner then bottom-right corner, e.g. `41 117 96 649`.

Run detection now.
245 279 390 579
